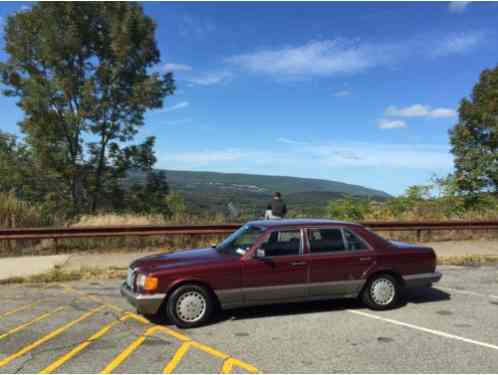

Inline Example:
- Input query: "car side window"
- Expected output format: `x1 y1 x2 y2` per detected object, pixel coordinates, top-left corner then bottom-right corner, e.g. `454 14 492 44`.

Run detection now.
308 228 346 253
260 230 301 257
344 229 370 251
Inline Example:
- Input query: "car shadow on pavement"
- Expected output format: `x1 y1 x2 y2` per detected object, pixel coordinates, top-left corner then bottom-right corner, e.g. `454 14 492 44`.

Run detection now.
402 287 451 304
147 287 451 328
211 287 451 324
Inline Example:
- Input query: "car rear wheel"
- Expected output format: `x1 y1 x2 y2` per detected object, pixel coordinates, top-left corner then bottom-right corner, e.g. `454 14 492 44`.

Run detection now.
362 274 399 310
166 284 213 328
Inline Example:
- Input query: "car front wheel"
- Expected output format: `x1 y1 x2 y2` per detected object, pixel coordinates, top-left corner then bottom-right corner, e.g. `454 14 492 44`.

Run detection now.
362 274 399 310
166 284 213 328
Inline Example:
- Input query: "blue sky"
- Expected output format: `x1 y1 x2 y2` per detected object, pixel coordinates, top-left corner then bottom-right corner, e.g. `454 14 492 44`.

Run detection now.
1 1 497 195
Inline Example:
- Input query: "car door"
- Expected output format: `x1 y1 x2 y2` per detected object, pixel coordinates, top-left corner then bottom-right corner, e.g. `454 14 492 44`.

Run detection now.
242 228 308 304
306 226 375 298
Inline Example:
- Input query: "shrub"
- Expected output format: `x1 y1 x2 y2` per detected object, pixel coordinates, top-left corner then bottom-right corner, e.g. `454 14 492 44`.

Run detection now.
0 191 46 228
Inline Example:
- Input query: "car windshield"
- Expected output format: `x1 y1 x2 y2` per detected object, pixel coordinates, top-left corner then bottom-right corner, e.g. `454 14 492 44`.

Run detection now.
216 224 265 256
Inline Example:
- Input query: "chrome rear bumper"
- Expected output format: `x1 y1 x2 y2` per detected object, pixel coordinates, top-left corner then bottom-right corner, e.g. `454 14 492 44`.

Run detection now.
120 283 165 315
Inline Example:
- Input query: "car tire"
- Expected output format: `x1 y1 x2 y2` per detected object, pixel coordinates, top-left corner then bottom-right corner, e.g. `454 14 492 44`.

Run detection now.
362 274 400 310
166 284 213 328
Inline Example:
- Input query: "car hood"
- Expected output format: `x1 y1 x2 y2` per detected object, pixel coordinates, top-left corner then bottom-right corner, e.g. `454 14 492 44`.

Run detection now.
130 247 232 272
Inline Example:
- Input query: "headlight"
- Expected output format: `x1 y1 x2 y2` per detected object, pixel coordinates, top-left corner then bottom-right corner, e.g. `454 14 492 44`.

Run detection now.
136 273 158 292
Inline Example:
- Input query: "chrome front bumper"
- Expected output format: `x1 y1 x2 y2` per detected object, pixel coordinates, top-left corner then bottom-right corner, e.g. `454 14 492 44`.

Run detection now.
403 271 442 287
120 283 166 315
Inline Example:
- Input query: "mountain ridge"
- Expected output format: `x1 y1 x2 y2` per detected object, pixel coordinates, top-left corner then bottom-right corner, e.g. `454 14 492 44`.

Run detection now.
136 169 391 217
161 169 391 198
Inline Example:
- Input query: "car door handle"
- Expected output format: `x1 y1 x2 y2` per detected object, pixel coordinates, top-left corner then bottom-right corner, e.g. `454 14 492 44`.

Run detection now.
359 257 372 262
290 261 307 266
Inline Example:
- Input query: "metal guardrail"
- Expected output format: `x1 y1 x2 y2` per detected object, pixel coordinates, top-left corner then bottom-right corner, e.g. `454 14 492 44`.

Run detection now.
0 220 497 242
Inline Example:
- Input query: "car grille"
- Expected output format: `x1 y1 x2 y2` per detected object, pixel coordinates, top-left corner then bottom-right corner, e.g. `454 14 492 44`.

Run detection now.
126 268 135 291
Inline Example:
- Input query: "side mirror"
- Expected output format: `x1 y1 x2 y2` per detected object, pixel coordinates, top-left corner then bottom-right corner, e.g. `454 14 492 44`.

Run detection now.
256 248 266 258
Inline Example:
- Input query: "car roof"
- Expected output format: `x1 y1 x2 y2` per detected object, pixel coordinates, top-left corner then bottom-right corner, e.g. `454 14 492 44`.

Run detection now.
247 218 356 229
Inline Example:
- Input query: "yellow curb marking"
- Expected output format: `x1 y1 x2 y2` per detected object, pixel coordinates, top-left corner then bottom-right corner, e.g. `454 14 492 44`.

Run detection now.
0 306 65 342
0 305 105 369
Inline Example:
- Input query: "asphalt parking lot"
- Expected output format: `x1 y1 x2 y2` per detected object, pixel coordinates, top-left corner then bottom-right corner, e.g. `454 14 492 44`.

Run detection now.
0 265 497 373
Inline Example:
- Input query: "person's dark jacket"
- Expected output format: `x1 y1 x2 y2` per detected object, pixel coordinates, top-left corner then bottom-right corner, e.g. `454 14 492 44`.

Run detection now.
267 198 287 217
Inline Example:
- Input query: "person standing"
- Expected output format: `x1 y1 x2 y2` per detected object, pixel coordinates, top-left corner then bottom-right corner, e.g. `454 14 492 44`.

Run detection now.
266 192 287 219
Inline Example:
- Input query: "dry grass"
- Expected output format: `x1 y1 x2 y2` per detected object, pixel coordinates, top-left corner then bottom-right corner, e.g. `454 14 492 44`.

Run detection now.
437 255 498 266
2 211 498 256
0 213 230 257
61 213 228 255
0 191 46 228
71 212 229 227
0 265 127 285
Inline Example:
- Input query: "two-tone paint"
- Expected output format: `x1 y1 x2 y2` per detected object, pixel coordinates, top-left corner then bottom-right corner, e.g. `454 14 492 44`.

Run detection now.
121 219 441 315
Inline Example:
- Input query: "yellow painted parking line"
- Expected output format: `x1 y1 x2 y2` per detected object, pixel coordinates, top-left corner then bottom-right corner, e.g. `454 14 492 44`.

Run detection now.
221 358 260 374
127 314 190 341
100 333 147 374
39 316 125 374
163 341 191 373
100 323 188 374
190 341 229 360
60 285 123 314
0 306 65 342
59 285 260 373
0 301 42 320
0 305 106 369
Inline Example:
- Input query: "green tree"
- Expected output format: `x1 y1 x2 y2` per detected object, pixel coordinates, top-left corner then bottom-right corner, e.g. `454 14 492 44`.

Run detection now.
326 195 370 221
166 191 187 216
450 66 498 200
0 2 175 216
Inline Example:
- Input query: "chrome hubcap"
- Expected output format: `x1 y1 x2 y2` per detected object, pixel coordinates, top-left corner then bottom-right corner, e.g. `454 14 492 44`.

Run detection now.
370 278 395 306
176 291 206 323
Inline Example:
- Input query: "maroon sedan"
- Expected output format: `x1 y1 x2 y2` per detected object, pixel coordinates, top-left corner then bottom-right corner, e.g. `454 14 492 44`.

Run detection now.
121 219 441 328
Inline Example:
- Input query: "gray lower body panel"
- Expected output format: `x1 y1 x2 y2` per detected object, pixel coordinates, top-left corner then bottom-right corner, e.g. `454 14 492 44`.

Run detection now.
215 279 365 310
403 271 442 287
215 272 442 310
120 283 165 315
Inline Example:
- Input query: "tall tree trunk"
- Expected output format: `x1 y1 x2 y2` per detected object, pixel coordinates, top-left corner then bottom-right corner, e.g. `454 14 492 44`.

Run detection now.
91 136 108 213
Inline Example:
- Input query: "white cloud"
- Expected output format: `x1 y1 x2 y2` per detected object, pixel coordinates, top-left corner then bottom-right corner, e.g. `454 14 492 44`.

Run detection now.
385 104 456 118
164 118 192 126
162 149 245 165
20 5 30 11
226 32 485 80
187 71 233 86
377 119 408 129
276 137 309 145
334 89 352 97
305 143 452 169
226 39 396 78
433 31 484 57
430 108 457 118
448 1 471 13
158 101 189 113
179 14 216 40
158 142 452 171
164 63 192 72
